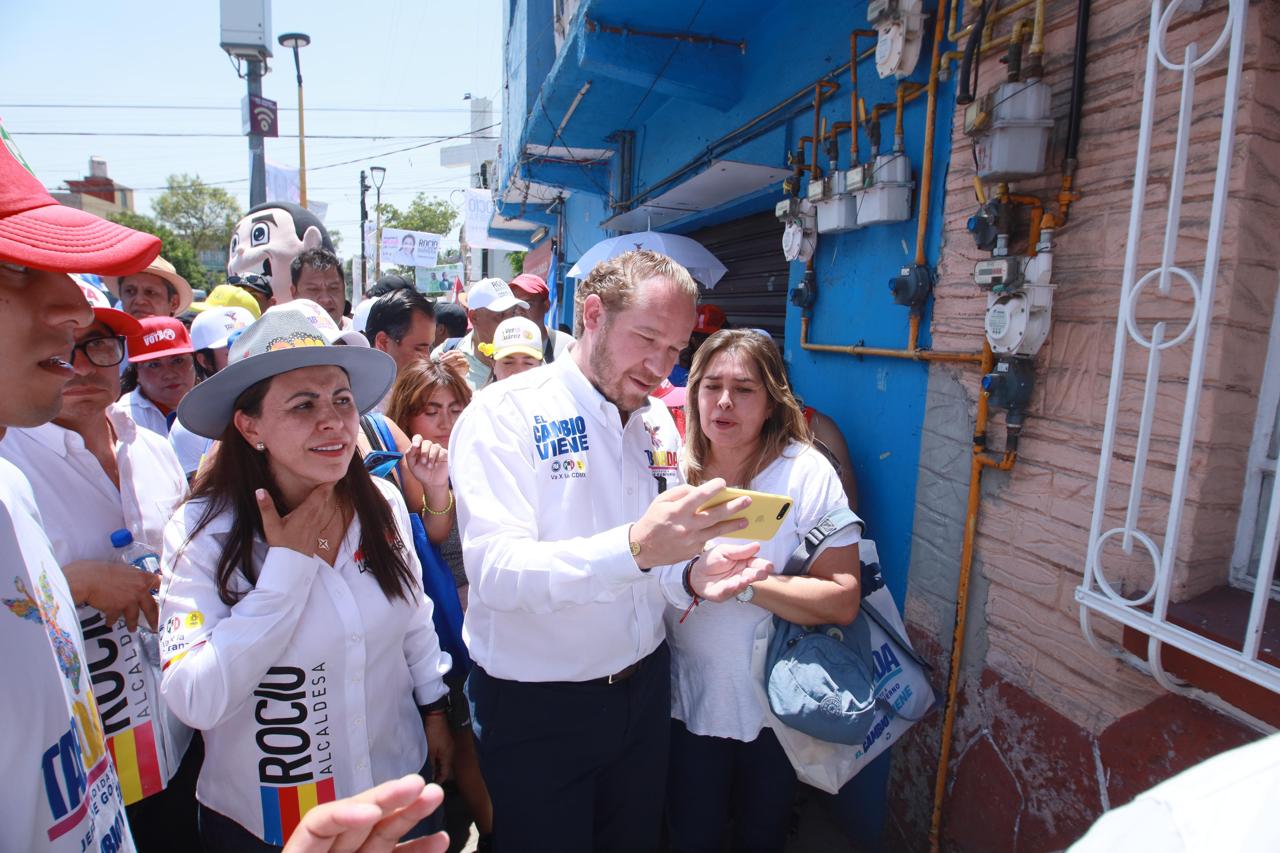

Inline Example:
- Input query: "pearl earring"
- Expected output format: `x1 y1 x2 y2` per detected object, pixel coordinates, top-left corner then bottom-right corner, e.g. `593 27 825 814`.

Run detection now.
255 442 266 452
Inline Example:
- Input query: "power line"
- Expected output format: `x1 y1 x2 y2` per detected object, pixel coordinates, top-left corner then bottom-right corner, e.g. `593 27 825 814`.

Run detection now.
86 121 503 190
1 102 474 114
18 131 497 140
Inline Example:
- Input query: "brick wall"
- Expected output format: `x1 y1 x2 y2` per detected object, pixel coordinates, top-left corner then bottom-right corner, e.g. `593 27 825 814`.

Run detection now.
890 0 1277 848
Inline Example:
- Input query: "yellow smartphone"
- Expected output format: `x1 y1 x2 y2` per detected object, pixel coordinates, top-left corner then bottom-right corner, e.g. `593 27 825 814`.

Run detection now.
697 487 793 540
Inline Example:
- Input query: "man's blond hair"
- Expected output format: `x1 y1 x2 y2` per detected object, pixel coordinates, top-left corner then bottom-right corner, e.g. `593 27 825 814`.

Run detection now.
572 249 698 336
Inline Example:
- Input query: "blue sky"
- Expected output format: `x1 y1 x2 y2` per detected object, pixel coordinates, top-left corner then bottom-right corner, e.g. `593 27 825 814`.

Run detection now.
1 0 504 249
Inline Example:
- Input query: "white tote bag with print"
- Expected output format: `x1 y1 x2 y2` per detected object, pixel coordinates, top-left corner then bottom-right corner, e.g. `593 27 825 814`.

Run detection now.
751 540 938 794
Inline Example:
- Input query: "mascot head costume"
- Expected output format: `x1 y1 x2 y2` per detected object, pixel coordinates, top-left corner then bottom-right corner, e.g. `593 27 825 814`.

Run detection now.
226 201 335 303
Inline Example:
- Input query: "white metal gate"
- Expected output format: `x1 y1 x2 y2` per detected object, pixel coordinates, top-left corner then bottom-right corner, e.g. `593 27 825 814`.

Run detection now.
1075 0 1279 699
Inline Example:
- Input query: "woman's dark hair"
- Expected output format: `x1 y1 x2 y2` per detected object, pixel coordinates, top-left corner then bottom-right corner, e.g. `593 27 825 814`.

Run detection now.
193 348 217 382
120 364 139 395
185 372 416 606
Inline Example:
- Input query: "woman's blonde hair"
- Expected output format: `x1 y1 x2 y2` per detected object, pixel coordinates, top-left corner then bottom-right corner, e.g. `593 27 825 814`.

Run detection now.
683 329 812 487
385 357 472 435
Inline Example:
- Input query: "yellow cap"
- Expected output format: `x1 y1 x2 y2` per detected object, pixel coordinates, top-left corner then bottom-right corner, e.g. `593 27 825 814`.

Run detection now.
190 283 262 318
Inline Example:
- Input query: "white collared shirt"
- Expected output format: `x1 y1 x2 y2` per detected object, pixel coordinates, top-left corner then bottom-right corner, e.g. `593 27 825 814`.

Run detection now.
0 410 192 804
114 388 170 437
159 478 451 845
450 354 691 682
0 457 134 851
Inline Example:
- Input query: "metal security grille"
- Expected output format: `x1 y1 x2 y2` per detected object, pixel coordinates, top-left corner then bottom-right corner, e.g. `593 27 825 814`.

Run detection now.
1075 0 1279 699
684 211 790 345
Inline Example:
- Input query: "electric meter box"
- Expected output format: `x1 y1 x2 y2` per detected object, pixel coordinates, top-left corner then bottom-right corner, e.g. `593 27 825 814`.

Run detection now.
781 199 818 262
220 0 273 59
972 79 1053 181
815 193 860 234
855 153 914 225
985 283 1054 355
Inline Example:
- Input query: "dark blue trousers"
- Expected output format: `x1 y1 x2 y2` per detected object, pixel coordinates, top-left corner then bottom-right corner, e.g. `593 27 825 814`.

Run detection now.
467 643 671 853
665 718 799 853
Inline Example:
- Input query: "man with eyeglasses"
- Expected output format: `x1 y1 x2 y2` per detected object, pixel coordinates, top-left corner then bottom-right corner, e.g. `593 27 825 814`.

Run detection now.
0 280 197 848
116 316 197 436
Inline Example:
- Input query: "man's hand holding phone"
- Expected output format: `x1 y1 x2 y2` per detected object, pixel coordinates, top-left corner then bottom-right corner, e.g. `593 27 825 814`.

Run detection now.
628 478 752 569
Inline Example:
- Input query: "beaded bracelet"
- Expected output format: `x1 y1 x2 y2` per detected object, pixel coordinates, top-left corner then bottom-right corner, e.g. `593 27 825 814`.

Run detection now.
678 556 701 624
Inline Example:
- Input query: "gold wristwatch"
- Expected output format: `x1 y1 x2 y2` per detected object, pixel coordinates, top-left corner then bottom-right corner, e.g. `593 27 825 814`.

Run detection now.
628 524 648 570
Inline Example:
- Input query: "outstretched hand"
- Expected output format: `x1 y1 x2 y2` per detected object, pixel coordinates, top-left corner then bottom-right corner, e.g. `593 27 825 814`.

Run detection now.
281 774 447 853
690 541 773 602
438 350 469 380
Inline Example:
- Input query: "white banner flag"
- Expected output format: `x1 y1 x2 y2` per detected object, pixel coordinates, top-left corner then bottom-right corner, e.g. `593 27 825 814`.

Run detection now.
464 187 527 251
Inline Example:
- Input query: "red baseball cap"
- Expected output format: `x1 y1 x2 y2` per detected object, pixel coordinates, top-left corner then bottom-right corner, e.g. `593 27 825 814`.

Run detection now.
694 304 727 335
128 316 194 363
509 272 549 297
0 122 161 276
74 276 142 337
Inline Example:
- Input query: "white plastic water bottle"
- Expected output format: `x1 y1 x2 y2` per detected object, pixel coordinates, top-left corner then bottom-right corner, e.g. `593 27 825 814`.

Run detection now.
111 528 161 666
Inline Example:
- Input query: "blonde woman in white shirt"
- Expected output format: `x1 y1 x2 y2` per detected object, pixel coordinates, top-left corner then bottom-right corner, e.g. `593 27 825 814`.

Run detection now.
665 329 862 853
158 311 452 853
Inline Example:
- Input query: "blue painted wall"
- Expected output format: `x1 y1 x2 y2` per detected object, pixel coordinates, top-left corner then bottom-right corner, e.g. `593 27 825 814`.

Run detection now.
502 0 959 839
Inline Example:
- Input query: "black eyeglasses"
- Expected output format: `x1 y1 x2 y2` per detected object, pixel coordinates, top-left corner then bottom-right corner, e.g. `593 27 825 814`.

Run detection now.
70 335 126 368
226 274 273 296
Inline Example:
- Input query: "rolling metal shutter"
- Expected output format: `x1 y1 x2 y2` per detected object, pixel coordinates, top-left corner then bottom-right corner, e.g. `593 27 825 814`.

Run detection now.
685 211 790 345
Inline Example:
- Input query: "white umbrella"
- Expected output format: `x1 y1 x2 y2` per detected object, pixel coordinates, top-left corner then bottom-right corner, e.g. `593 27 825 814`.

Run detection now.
567 231 728 288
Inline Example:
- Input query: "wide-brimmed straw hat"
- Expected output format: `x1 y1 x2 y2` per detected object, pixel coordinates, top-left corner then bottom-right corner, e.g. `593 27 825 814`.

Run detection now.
104 255 194 314
177 309 395 439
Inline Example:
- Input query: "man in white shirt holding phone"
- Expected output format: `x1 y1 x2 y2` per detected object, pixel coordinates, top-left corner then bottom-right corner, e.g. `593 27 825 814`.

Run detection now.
450 249 772 853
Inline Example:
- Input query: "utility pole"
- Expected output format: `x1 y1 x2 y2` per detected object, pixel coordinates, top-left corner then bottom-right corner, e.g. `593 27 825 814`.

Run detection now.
479 161 489 279
246 58 268 207
359 170 370 295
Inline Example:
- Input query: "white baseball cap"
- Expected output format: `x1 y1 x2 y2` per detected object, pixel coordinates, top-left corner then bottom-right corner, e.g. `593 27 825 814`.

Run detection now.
190 306 255 351
351 297 376 334
467 277 528 313
483 316 544 362
265 299 370 347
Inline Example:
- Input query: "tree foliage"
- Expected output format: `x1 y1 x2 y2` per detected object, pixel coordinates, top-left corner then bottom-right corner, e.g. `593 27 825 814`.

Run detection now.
151 174 243 254
107 210 208 291
378 194 458 236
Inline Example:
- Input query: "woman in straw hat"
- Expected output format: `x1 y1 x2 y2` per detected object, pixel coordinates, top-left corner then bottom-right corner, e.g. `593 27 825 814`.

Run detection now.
157 310 452 852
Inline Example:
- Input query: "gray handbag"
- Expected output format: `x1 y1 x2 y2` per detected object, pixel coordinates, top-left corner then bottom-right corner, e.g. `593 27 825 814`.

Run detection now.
764 509 935 745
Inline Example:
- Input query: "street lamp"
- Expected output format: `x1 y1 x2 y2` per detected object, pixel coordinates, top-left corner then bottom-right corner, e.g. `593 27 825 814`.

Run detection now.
370 165 387 278
278 31 311 207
